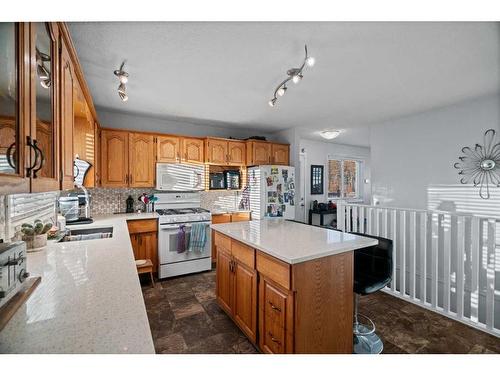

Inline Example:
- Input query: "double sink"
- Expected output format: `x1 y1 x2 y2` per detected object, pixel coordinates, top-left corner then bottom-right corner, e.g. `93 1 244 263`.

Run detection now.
59 227 114 242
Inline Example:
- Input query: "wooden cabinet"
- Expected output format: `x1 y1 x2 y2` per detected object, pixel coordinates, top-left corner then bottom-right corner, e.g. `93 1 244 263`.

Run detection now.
182 137 204 163
206 137 246 166
246 140 271 166
94 123 101 186
214 232 258 344
129 132 155 187
271 143 289 165
214 230 354 354
100 129 129 187
157 135 180 162
60 35 75 190
127 219 158 273
211 212 251 262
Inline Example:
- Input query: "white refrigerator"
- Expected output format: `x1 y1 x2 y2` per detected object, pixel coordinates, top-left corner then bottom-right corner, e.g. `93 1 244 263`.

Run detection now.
248 165 296 220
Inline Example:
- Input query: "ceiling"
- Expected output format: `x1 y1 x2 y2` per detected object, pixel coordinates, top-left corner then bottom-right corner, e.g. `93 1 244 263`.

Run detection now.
69 22 500 147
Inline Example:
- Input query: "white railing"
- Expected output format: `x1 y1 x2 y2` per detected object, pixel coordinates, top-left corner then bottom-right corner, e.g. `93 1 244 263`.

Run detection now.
337 202 500 338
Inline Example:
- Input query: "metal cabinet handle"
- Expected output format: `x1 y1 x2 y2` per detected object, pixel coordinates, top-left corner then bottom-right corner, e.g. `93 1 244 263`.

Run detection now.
268 332 281 345
31 139 44 178
6 142 16 169
269 301 282 312
26 136 39 177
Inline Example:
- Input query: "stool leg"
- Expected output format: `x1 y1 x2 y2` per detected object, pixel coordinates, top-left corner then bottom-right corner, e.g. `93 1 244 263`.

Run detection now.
150 271 155 288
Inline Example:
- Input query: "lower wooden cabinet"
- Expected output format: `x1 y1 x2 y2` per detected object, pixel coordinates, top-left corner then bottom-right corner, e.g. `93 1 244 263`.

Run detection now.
211 212 251 263
216 249 233 315
127 219 158 273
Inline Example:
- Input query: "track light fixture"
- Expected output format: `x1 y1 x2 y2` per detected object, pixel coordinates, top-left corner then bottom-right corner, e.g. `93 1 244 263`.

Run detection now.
114 62 129 102
268 45 314 107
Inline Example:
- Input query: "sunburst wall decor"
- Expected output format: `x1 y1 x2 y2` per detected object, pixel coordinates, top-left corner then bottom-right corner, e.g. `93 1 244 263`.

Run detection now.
454 128 500 199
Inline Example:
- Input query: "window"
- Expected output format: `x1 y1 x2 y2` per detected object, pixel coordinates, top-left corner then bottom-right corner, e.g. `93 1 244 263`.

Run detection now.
328 159 361 199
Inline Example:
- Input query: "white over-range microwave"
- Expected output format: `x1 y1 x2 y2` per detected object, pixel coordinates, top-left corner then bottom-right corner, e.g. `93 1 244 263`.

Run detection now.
156 163 205 191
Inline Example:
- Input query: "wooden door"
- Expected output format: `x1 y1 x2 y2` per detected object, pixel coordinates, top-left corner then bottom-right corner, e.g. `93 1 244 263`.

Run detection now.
135 232 158 272
206 138 227 164
0 23 30 195
182 137 204 163
59 37 75 190
227 140 246 165
258 277 294 353
233 261 258 343
216 250 233 316
248 141 271 165
129 132 155 187
31 22 60 192
271 144 289 165
157 135 180 162
100 129 129 187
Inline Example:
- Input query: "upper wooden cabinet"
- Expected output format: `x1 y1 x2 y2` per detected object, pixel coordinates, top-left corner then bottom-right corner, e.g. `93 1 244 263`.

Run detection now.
182 137 204 164
157 135 180 163
206 137 246 166
129 132 155 187
271 143 289 165
246 140 271 166
100 129 129 187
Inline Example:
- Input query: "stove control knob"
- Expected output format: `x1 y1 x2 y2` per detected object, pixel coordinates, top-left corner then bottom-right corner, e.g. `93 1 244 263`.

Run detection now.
18 269 29 283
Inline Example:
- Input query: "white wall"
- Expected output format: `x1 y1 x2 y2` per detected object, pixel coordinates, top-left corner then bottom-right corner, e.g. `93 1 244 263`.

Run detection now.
370 94 500 214
299 138 371 223
97 108 275 140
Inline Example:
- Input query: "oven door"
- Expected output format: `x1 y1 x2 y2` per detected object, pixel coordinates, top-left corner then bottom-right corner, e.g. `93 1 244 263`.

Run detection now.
158 221 211 264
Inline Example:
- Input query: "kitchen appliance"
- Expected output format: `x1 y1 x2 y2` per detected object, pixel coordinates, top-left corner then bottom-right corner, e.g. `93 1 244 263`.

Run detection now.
58 196 79 222
224 170 241 190
209 172 225 190
156 192 211 278
248 165 296 220
0 241 29 309
156 163 205 191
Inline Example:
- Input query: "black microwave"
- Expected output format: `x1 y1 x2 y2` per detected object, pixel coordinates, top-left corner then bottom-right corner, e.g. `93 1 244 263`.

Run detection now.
224 170 240 190
209 172 226 190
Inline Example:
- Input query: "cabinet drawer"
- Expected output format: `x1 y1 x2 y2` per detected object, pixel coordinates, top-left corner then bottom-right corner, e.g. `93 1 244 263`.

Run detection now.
261 279 287 328
231 240 255 269
230 212 251 222
256 252 291 290
260 310 287 354
214 231 231 253
127 219 158 234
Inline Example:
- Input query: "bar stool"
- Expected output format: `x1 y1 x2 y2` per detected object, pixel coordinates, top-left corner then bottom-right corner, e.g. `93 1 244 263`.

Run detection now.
350 232 393 354
136 259 155 288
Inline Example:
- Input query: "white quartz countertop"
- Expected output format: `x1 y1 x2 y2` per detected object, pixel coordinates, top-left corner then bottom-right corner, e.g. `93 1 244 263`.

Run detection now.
0 213 157 354
211 219 378 264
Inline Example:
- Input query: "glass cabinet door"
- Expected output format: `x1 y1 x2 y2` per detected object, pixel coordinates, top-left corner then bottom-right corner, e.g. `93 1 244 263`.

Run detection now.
32 22 58 188
0 23 20 175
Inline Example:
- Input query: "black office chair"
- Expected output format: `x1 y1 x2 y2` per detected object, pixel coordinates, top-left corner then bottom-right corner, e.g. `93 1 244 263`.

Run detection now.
350 232 393 354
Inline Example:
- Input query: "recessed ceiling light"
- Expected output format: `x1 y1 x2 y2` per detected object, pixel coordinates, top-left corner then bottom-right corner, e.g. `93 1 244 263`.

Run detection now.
320 130 341 140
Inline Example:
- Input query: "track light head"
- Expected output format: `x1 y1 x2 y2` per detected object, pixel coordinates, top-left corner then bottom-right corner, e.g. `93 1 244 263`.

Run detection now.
268 98 277 107
277 86 287 97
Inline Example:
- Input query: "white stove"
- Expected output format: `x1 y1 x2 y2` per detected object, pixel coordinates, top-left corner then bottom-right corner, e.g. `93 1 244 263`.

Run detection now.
155 192 212 278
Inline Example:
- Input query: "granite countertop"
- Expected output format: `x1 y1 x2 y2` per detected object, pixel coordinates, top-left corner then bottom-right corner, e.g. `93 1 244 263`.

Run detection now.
0 213 157 354
211 219 378 264
211 210 251 214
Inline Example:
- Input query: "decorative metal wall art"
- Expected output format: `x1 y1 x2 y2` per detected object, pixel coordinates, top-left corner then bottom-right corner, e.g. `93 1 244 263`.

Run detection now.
454 128 500 199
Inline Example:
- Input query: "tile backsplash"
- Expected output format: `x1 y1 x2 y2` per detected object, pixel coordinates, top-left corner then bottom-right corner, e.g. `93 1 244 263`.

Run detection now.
89 188 242 216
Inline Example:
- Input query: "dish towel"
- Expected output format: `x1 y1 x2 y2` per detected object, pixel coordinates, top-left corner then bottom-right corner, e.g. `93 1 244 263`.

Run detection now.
188 223 207 253
177 225 186 253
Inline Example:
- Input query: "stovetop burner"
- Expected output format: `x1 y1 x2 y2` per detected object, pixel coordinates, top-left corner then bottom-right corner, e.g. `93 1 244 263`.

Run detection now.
156 207 210 216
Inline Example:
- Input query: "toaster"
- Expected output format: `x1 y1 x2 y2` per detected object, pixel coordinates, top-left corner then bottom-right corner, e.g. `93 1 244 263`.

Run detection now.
0 241 29 309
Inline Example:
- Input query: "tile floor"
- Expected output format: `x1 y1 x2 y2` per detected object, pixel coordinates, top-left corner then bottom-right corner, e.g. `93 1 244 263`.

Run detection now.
141 270 500 354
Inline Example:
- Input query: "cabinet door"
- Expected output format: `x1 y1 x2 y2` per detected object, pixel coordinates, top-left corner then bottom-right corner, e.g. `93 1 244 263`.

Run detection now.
59 36 75 190
0 23 30 194
216 250 233 316
31 22 60 192
100 129 128 187
94 124 101 186
227 140 245 165
271 144 289 166
206 138 227 164
182 137 204 163
230 212 250 222
129 132 155 187
233 261 258 343
130 231 158 273
157 135 180 162
249 141 271 165
259 277 294 353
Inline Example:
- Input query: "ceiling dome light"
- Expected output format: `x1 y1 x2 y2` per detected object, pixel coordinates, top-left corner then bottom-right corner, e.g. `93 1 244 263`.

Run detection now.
306 56 315 67
277 86 287 97
320 130 341 140
268 98 277 107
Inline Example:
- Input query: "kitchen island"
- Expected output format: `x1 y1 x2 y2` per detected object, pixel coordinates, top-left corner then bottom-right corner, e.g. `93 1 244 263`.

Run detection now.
0 214 156 354
211 219 378 354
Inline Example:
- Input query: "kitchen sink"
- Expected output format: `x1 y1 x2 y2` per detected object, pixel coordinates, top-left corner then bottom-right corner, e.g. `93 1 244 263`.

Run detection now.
60 227 113 242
